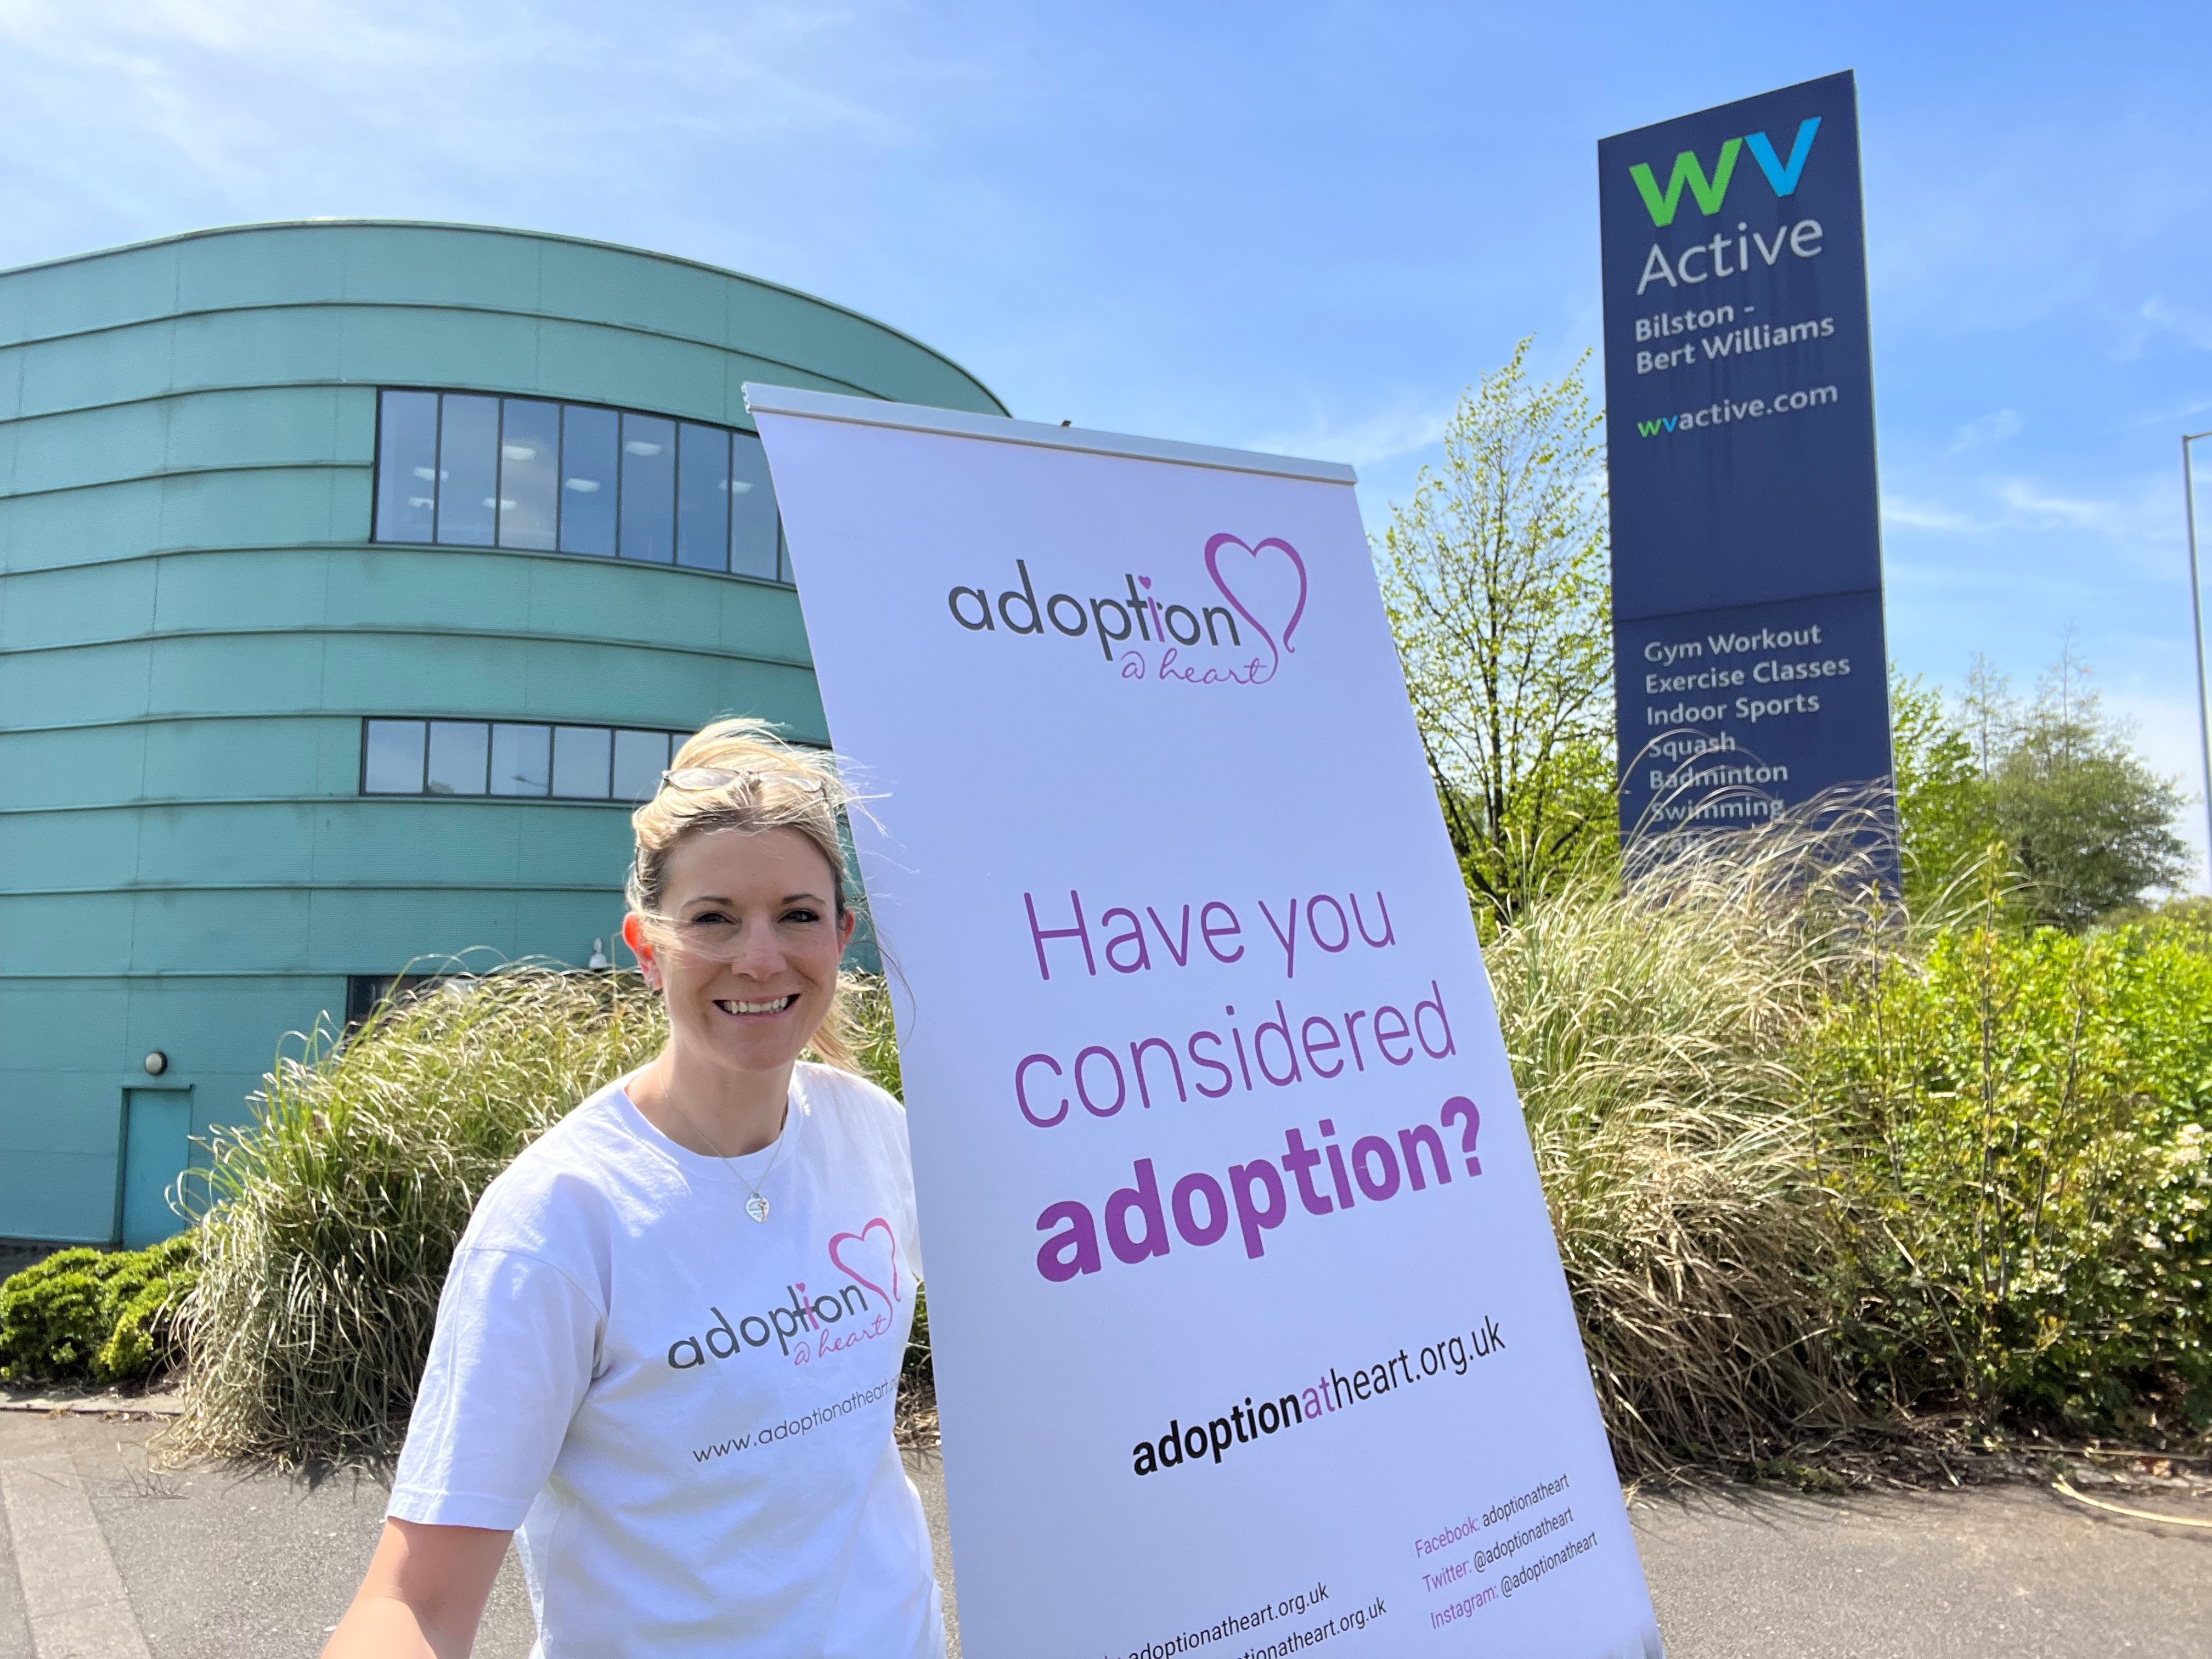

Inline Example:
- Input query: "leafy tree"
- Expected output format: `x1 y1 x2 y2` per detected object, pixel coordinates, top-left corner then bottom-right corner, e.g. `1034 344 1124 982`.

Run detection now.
1889 668 1999 909
1989 653 2191 931
1957 652 2022 778
1378 339 1613 919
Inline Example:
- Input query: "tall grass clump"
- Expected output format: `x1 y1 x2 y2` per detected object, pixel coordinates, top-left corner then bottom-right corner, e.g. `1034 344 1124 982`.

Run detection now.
170 968 665 1464
1482 806 1894 1477
171 965 906 1466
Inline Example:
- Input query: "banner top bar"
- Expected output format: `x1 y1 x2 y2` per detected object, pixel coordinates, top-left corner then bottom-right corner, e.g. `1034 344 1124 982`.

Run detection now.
742 383 1359 487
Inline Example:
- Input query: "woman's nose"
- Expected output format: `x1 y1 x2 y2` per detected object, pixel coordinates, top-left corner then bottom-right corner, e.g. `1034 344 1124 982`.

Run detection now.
727 927 783 975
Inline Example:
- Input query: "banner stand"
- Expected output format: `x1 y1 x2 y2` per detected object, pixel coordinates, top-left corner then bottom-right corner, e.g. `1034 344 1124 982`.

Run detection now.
750 383 1666 1658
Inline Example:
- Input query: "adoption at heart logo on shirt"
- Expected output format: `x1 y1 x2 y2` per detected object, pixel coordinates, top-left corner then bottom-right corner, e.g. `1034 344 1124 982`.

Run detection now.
663 1213 908 1372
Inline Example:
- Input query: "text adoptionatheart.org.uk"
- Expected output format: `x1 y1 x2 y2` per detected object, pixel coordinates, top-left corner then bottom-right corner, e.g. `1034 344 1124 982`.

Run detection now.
1128 1318 1505 1478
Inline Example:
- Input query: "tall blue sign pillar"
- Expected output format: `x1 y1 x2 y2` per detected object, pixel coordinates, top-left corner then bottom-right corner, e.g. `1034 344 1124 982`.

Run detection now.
1599 70 1895 845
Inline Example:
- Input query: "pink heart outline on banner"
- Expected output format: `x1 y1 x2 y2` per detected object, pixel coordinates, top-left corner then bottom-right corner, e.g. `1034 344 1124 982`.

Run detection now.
1203 533 1309 672
828 1217 901 1306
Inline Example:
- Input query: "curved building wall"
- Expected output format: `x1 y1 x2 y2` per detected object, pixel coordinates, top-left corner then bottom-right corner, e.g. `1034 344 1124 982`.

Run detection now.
0 221 1004 1243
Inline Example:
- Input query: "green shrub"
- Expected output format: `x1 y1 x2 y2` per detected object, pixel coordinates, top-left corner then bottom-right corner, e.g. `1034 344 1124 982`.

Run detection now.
172 966 902 1465
0 1234 199 1385
1812 908 2212 1435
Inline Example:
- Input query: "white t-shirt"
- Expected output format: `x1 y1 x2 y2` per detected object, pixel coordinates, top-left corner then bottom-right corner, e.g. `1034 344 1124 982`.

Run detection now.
390 1063 941 1659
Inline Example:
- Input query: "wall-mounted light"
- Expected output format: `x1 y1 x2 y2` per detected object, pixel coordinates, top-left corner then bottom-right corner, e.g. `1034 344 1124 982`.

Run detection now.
143 1051 168 1076
588 939 611 971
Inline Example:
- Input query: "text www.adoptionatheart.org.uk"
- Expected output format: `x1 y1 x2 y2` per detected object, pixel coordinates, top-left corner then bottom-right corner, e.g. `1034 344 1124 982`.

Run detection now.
1116 1581 1390 1659
690 1377 896 1463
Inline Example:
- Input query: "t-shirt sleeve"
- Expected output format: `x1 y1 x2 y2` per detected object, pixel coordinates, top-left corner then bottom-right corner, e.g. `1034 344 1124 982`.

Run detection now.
389 1245 603 1531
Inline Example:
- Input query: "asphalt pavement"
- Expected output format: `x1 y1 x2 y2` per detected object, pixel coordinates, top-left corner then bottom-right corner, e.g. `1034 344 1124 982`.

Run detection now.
0 1407 2203 1657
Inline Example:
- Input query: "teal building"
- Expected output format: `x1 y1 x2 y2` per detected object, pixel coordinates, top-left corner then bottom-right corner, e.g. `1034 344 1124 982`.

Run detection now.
0 221 1005 1246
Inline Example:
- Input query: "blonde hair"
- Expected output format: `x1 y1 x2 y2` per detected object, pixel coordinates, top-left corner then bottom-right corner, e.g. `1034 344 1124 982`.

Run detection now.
627 717 864 1073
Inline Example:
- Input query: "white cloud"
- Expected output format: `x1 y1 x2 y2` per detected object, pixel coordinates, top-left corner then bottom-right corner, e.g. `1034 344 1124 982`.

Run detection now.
1945 408 2022 454
1882 494 1984 533
1244 400 1453 471
2142 295 2212 352
1878 468 2186 600
0 0 980 270
1990 476 2128 532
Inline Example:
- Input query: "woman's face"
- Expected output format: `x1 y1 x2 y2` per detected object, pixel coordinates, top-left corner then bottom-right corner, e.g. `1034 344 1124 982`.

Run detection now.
626 827 855 1081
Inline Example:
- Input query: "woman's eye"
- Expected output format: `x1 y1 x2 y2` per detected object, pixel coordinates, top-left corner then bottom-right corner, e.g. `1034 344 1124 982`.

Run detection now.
783 908 821 925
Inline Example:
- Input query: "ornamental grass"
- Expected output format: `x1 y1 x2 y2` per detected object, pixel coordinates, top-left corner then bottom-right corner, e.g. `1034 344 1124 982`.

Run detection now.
168 964 901 1466
1483 806 1899 1478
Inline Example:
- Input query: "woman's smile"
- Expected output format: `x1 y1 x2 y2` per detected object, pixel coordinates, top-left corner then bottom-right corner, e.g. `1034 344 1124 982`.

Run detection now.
713 992 798 1018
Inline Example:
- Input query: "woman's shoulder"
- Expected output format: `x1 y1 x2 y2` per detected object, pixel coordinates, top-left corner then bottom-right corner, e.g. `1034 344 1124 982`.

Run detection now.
798 1060 904 1119
797 1062 910 1154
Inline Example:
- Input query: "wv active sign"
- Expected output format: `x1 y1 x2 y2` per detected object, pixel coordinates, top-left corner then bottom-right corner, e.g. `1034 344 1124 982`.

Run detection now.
1598 70 1896 845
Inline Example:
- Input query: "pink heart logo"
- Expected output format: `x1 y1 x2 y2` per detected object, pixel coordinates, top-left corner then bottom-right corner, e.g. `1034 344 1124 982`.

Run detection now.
1203 534 1308 675
828 1217 901 1307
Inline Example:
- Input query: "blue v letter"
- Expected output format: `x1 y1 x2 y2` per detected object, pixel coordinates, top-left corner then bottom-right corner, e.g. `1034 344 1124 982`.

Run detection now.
1746 117 1820 197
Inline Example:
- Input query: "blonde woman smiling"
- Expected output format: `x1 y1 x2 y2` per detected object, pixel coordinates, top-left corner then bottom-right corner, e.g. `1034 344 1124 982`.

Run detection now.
326 720 939 1658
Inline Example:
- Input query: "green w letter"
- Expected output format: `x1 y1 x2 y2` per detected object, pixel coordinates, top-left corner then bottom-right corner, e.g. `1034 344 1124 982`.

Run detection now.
1628 138 1742 227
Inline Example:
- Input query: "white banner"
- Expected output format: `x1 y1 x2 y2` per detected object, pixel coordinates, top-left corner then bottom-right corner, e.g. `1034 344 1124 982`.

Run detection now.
749 386 1664 1659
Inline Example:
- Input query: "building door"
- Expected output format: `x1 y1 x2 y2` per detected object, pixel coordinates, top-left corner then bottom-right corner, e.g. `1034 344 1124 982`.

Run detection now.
119 1090 191 1248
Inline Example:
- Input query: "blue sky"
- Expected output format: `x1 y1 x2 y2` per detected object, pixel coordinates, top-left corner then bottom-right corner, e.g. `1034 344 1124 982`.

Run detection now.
6 1 2211 879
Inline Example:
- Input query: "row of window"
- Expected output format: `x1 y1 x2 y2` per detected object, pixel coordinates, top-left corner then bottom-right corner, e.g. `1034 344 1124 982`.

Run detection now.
363 718 687 802
371 391 791 582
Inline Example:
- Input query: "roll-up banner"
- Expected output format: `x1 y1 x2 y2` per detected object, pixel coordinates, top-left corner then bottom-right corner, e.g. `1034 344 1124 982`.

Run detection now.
1598 70 1896 840
749 385 1664 1658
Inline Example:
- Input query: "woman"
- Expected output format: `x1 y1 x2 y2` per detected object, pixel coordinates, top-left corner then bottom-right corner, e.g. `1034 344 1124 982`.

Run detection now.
325 720 940 1658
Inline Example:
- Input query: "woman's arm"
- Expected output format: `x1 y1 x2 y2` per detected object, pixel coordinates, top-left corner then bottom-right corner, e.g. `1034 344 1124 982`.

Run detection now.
322 1518 511 1659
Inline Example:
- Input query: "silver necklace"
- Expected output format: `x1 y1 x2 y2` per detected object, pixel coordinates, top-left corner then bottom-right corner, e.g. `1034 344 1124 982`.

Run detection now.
672 1082 794 1223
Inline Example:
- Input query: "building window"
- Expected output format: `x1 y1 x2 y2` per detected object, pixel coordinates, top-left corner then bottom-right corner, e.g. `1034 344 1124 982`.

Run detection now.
372 390 792 583
362 719 686 802
345 973 453 1031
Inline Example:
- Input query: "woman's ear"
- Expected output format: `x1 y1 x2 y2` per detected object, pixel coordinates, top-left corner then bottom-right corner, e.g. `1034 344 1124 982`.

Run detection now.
621 912 661 988
837 909 857 952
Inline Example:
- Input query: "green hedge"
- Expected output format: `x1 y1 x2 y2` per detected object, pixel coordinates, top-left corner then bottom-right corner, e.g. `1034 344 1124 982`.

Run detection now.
1812 912 2212 1435
0 1234 199 1385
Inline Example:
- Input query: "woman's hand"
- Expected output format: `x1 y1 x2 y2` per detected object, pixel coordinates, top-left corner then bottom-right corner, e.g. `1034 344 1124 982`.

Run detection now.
322 1518 511 1659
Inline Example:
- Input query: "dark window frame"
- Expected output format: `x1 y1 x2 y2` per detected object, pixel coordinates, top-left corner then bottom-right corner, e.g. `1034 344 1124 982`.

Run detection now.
359 717 430 796
345 972 455 1032
358 718 687 805
371 387 792 585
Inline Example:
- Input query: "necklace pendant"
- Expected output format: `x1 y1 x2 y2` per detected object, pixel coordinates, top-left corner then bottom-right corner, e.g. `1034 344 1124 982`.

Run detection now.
745 1192 771 1223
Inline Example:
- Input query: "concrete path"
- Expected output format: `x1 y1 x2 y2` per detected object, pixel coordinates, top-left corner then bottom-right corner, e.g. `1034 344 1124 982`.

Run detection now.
0 1408 2203 1656
1633 1481 2211 1658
